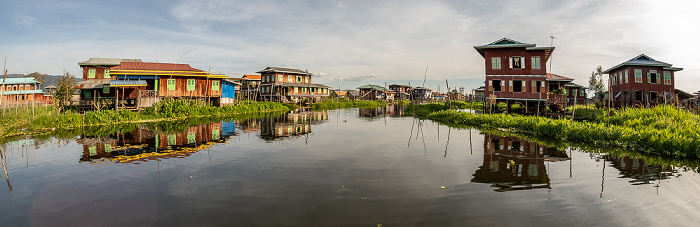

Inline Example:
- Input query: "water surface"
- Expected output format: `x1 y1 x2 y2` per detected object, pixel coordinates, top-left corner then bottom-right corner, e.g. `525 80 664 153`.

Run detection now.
1 107 698 226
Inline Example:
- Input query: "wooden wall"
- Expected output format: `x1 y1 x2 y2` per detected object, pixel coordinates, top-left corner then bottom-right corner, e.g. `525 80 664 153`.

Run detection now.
158 77 222 98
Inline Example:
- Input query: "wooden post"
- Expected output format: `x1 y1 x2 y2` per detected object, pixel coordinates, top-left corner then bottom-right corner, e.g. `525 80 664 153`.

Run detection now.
571 91 578 124
607 80 612 127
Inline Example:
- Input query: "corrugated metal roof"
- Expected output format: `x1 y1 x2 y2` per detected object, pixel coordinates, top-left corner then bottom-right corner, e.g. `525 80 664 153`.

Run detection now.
110 80 148 87
357 84 389 91
75 79 111 89
78 58 141 66
0 77 41 85
112 62 203 71
474 38 554 61
256 67 310 75
546 73 574 81
603 54 682 73
241 74 261 80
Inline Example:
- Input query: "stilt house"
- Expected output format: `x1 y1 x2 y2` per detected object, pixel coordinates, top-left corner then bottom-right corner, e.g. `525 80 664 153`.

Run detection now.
257 67 329 103
602 54 682 107
474 38 574 113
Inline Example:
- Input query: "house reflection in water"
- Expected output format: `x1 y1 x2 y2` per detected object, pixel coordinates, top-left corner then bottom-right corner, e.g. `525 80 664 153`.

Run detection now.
259 110 329 141
472 133 570 192
78 121 234 166
358 105 405 118
599 155 676 185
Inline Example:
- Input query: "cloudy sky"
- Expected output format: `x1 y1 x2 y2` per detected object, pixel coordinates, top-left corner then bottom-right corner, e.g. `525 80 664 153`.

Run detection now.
1 0 698 92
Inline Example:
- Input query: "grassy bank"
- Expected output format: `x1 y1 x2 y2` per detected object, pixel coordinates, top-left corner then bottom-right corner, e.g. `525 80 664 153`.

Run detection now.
311 100 387 110
426 105 700 157
0 100 294 138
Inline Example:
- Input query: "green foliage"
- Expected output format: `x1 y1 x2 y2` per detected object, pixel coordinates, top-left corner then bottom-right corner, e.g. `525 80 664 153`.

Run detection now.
427 107 700 157
54 71 77 111
143 99 292 118
311 100 386 110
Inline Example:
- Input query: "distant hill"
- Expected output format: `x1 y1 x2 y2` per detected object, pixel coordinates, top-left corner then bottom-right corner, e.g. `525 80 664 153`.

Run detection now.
3 74 81 89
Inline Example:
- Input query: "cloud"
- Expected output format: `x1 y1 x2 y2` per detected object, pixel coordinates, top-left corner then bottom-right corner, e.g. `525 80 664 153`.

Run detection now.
13 14 37 26
325 75 377 82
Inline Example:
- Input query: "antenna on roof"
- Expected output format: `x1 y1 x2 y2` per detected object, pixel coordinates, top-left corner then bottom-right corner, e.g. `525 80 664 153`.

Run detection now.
549 36 555 73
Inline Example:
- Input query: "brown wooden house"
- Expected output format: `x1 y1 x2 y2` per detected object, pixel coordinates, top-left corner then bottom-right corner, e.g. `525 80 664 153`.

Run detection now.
258 67 330 103
475 38 574 113
564 83 587 106
603 54 682 107
77 58 226 110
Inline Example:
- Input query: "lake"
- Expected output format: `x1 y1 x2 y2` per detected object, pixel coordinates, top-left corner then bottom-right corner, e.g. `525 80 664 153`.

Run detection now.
1 107 699 226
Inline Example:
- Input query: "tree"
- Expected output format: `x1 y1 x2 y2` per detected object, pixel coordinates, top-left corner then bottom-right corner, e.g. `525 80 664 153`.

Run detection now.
54 71 76 113
29 72 47 86
588 66 606 108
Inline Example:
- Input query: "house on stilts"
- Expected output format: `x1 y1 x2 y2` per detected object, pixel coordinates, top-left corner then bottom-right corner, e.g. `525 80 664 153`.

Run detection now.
602 54 682 107
474 38 575 113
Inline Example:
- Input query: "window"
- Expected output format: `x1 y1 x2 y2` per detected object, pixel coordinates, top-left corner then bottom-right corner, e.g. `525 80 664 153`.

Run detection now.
619 73 623 84
531 56 541 69
103 85 110 94
624 70 629 83
294 87 298 93
212 81 220 91
649 72 658 84
532 81 542 92
104 69 110 78
513 80 522 92
287 75 292 82
187 79 195 90
303 76 307 83
510 57 524 69
302 87 306 93
664 71 671 85
212 129 220 140
580 89 585 96
491 57 501 69
278 74 283 82
492 80 502 92
168 134 176 145
187 132 195 144
296 76 302 82
167 79 176 90
105 144 112 153
634 69 642 83
88 68 96 78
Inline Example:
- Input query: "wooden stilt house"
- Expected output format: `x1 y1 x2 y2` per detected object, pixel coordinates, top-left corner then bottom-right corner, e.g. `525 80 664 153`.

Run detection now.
603 54 682 107
474 38 574 113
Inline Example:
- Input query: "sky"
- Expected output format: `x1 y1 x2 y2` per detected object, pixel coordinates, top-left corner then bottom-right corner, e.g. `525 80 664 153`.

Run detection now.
1 0 698 92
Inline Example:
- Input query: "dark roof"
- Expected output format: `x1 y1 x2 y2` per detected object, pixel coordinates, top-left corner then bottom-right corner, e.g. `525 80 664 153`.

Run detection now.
110 80 148 87
357 84 389 91
256 67 310 75
389 84 412 88
603 54 683 73
274 83 330 88
564 82 586 89
241 74 261 80
78 58 141 66
546 73 574 81
474 38 554 61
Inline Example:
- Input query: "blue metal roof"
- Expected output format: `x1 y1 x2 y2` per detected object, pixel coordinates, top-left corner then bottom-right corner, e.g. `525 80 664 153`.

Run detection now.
1 78 41 85
110 80 148 86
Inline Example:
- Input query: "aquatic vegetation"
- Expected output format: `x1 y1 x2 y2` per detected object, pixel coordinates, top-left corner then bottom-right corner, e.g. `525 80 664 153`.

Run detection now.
428 108 700 157
312 100 386 109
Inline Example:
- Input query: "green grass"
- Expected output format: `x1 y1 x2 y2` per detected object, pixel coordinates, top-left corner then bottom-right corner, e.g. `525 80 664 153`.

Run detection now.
0 100 294 138
426 106 700 157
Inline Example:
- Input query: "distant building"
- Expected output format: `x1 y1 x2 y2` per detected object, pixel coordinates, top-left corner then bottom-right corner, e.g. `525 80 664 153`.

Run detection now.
236 74 261 100
412 87 432 100
357 84 391 100
564 83 587 106
0 77 49 105
257 67 330 103
389 84 412 100
603 54 682 107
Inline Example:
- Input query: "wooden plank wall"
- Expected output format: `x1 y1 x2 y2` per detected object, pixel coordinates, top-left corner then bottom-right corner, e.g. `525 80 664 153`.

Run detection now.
157 77 222 98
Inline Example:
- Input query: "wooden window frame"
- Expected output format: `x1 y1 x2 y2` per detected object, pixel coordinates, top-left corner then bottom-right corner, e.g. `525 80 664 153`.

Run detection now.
212 81 220 91
531 56 541 69
104 69 110 78
634 69 642 83
167 79 176 91
88 68 96 78
491 57 501 69
664 71 671 85
187 79 196 91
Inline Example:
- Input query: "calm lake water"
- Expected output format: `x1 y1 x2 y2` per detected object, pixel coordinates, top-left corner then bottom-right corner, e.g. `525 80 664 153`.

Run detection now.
1 107 699 226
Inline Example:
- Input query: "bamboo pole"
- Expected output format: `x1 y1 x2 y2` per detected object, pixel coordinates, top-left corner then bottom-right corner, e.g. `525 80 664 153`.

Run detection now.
571 90 578 124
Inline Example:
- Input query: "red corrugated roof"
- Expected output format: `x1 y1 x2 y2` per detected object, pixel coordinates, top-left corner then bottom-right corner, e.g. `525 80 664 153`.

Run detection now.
111 62 204 72
546 73 574 81
242 74 261 80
